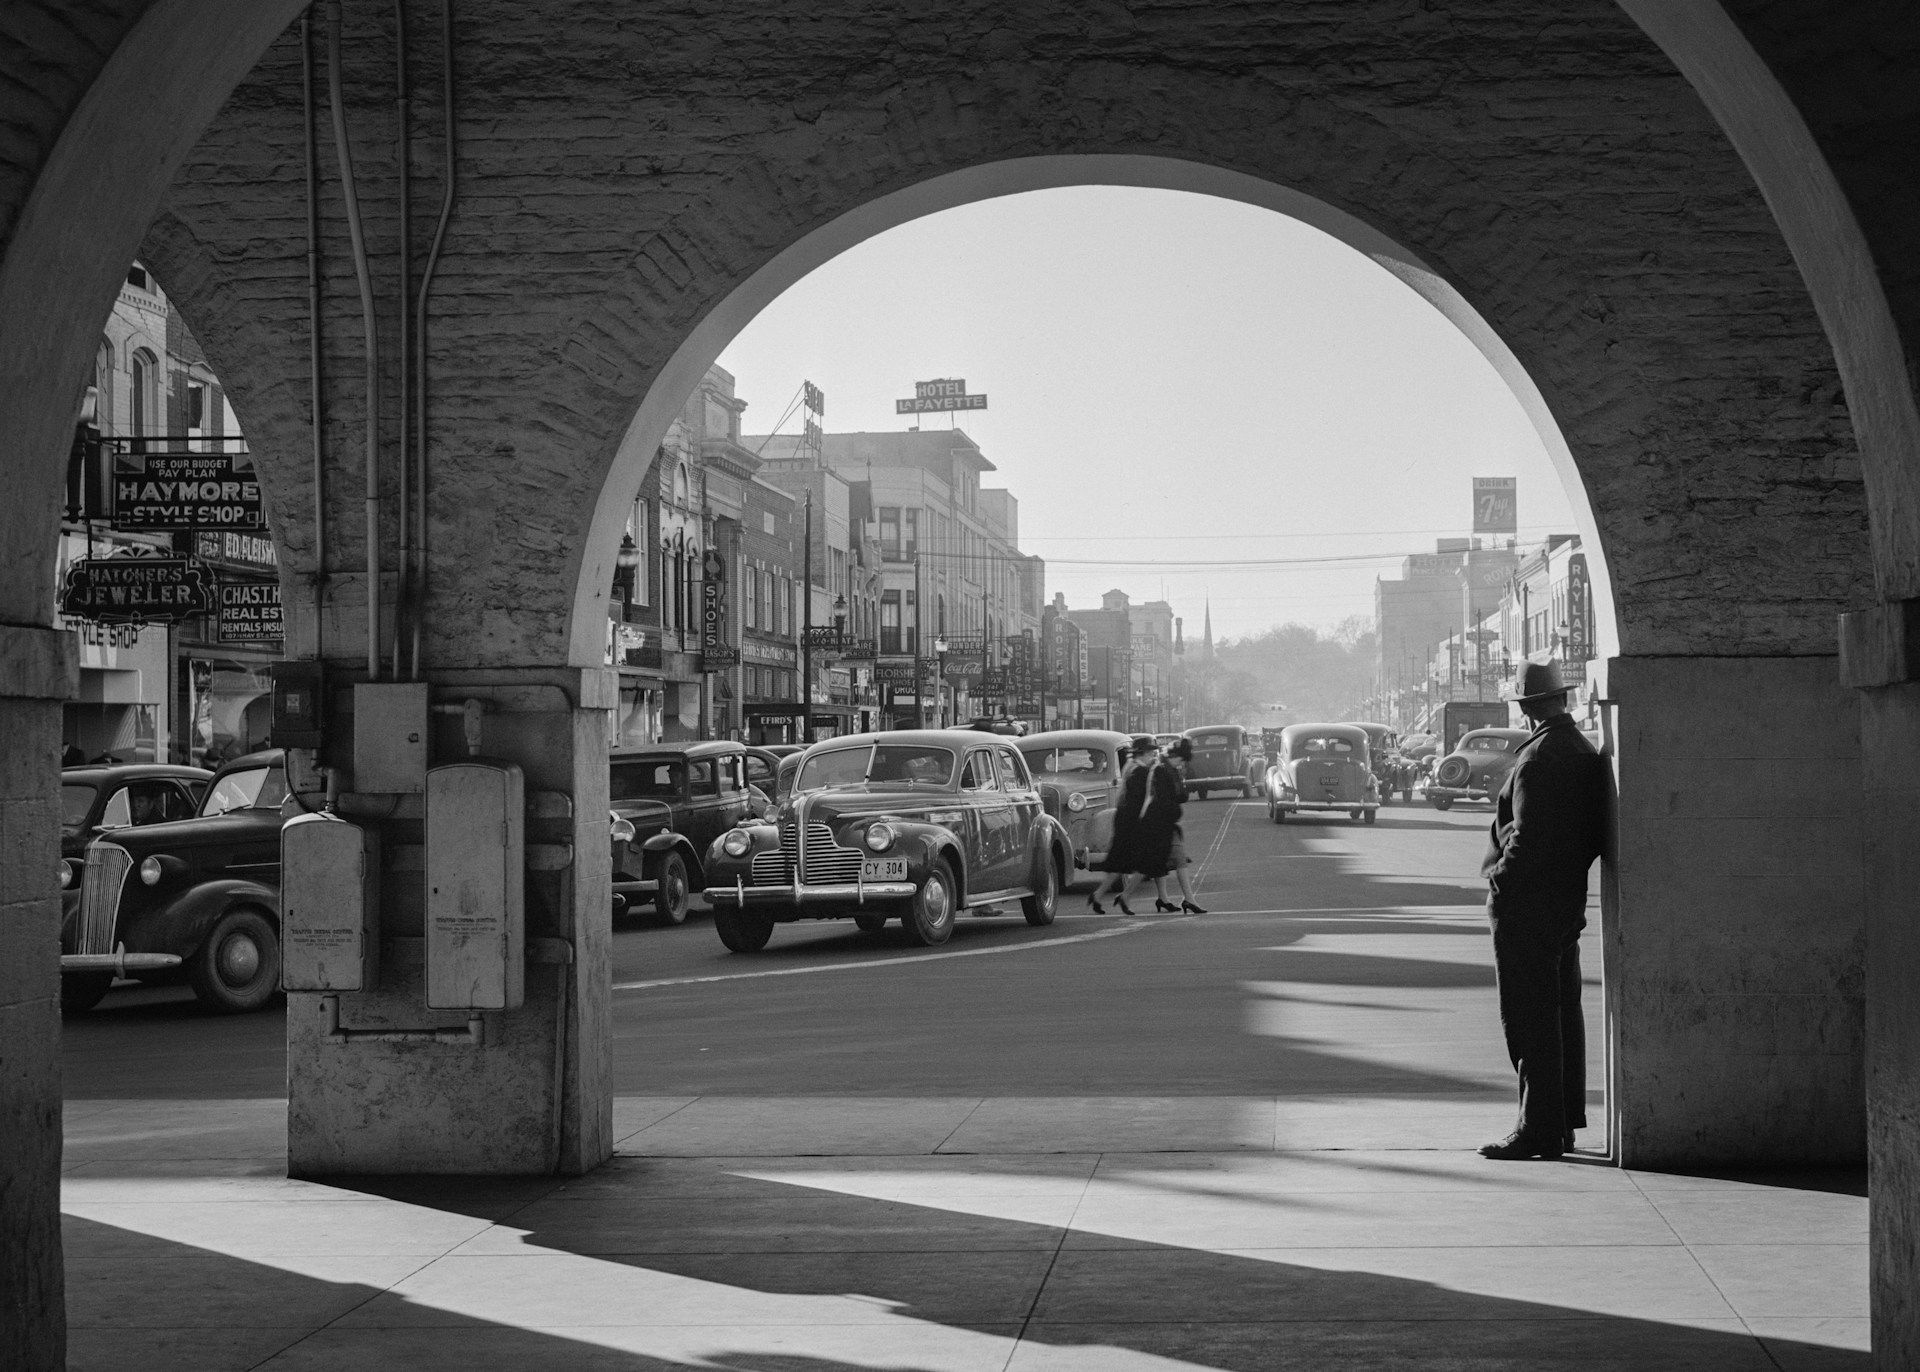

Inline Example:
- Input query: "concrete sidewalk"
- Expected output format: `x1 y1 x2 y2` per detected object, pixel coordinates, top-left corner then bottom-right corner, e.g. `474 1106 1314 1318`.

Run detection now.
63 1094 1867 1370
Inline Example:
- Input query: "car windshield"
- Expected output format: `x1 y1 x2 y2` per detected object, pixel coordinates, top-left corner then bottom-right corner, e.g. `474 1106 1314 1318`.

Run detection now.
611 760 685 800
1294 737 1357 758
795 744 954 793
1038 747 1110 777
1465 736 1513 753
199 765 287 817
61 782 98 830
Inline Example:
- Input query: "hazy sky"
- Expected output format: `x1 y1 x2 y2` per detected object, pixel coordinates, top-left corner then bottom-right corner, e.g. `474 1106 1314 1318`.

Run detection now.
718 186 1581 644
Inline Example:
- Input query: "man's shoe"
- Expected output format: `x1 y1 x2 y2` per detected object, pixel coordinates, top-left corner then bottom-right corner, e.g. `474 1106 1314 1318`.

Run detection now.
1478 1131 1564 1161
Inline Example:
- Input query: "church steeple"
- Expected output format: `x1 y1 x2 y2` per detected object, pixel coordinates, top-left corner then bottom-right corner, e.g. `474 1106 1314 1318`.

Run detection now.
1203 599 1215 661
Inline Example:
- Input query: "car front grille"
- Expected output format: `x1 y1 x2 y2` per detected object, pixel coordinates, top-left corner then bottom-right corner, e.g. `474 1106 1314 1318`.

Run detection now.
746 820 873 886
802 822 865 883
78 843 131 955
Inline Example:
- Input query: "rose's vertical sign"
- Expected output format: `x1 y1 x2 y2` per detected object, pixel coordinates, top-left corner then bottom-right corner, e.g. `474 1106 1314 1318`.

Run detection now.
1472 477 1517 535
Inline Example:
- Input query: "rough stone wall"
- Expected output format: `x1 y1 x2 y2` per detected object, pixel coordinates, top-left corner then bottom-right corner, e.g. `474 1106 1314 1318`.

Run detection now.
142 0 1871 672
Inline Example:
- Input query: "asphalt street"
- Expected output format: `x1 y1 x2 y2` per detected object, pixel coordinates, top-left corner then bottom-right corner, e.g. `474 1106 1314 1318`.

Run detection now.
60 796 1606 1135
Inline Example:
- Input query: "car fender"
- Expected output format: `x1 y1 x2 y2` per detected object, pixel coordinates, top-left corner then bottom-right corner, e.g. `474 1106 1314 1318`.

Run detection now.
1035 814 1072 883
895 826 968 906
641 831 703 886
124 878 280 960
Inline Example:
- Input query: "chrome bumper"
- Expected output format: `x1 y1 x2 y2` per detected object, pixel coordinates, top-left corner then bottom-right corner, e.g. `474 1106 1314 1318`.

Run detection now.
705 878 917 907
611 877 660 896
1274 798 1378 811
61 951 181 975
1422 787 1489 801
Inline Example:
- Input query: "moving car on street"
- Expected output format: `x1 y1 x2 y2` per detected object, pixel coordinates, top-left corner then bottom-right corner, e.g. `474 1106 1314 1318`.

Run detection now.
1423 726 1532 810
1264 723 1381 824
1015 729 1130 879
701 729 1072 952
1343 721 1417 803
64 749 288 1014
609 741 757 923
1181 724 1256 800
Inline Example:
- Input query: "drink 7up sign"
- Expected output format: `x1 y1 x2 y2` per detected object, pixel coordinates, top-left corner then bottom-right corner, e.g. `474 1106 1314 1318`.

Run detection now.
1472 477 1516 535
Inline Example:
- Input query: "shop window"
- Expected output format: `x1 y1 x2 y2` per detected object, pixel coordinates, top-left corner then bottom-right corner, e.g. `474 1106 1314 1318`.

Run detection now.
129 349 158 435
878 506 899 557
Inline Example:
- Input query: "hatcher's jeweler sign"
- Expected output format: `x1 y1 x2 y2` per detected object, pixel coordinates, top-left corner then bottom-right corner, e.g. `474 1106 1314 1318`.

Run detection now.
59 554 217 625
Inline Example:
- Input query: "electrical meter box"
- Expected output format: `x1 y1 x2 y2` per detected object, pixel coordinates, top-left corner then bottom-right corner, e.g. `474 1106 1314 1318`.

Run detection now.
280 810 379 992
353 681 430 794
425 761 525 1010
270 660 326 750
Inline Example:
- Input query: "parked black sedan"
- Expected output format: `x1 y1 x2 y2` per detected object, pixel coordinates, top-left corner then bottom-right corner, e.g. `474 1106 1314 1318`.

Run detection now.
64 749 288 1014
608 741 757 922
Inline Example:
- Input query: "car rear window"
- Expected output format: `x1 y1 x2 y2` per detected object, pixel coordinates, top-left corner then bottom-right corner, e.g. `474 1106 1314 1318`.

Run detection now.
1465 736 1513 752
1193 733 1235 748
611 760 685 800
1294 737 1356 757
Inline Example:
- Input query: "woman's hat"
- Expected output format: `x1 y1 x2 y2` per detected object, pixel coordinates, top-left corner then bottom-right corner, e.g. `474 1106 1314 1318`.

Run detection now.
1130 734 1159 756
1507 660 1572 704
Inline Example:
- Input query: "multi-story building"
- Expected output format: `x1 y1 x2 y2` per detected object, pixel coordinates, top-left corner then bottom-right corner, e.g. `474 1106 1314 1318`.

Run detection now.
58 262 275 767
1375 538 1518 724
607 365 814 743
751 427 1041 727
1498 532 1598 721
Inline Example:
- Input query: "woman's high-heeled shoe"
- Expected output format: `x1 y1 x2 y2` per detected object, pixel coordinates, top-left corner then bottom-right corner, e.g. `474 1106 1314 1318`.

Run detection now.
1114 895 1135 916
1155 899 1180 912
1088 895 1106 914
1180 900 1207 914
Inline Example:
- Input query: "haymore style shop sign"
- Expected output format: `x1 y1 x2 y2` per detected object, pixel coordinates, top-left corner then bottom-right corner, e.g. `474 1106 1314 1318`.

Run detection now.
113 452 265 531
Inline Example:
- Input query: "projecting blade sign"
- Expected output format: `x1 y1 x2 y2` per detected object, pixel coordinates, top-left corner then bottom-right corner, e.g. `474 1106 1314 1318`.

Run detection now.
896 378 987 414
59 550 217 626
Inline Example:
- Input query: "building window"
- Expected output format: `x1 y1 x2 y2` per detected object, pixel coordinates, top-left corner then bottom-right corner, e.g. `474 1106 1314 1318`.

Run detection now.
881 591 902 655
94 341 113 429
675 463 689 505
904 508 918 560
879 507 899 558
129 348 158 435
126 265 148 290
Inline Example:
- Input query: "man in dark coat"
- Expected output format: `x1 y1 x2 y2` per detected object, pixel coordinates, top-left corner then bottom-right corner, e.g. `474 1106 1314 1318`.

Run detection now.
1479 661 1608 1160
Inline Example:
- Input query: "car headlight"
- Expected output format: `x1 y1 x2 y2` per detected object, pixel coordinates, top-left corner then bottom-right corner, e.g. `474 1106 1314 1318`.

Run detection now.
59 860 74 890
1066 791 1087 812
139 856 166 886
609 816 636 845
864 821 896 853
721 828 752 858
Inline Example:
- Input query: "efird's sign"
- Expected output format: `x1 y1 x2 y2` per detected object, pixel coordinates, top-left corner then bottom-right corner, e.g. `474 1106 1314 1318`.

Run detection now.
1472 477 1517 535
896 377 988 414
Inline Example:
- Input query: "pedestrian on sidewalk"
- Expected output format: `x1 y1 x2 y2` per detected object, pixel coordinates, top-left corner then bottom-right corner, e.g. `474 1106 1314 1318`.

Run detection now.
1089 735 1176 915
1478 660 1608 1161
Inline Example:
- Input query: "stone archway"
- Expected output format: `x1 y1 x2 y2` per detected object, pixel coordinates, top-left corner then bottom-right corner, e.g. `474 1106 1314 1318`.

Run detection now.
5 3 1915 1365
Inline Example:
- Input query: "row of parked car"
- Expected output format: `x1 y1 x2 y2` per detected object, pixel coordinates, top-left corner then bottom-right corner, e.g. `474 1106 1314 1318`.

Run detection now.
55 718 1541 1014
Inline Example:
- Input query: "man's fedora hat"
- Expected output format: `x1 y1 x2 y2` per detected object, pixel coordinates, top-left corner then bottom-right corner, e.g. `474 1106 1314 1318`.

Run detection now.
1508 660 1572 704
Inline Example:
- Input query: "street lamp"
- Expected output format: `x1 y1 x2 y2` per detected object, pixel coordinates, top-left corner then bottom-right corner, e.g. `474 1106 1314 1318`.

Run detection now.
933 635 949 728
613 532 640 611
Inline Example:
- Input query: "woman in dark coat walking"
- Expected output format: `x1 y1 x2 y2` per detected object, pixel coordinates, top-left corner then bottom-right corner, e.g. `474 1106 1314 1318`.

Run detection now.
1091 736 1178 914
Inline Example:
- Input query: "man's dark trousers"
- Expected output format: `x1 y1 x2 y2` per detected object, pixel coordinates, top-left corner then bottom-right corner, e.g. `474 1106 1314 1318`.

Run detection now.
1489 902 1586 1142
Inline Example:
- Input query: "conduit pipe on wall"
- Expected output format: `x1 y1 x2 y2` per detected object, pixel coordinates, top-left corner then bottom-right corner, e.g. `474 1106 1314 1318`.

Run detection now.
326 0 382 680
410 0 457 680
392 0 412 680
301 13 327 661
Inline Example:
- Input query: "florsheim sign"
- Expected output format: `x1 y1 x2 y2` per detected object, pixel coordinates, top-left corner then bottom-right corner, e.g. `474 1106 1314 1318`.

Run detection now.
113 453 264 531
895 377 988 414
59 554 217 625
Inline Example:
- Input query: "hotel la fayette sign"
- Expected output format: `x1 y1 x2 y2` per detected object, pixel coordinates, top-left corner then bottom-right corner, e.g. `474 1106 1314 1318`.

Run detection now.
895 378 988 414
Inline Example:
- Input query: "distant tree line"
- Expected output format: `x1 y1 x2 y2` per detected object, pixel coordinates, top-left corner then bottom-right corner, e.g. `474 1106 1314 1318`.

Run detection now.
1179 617 1378 726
